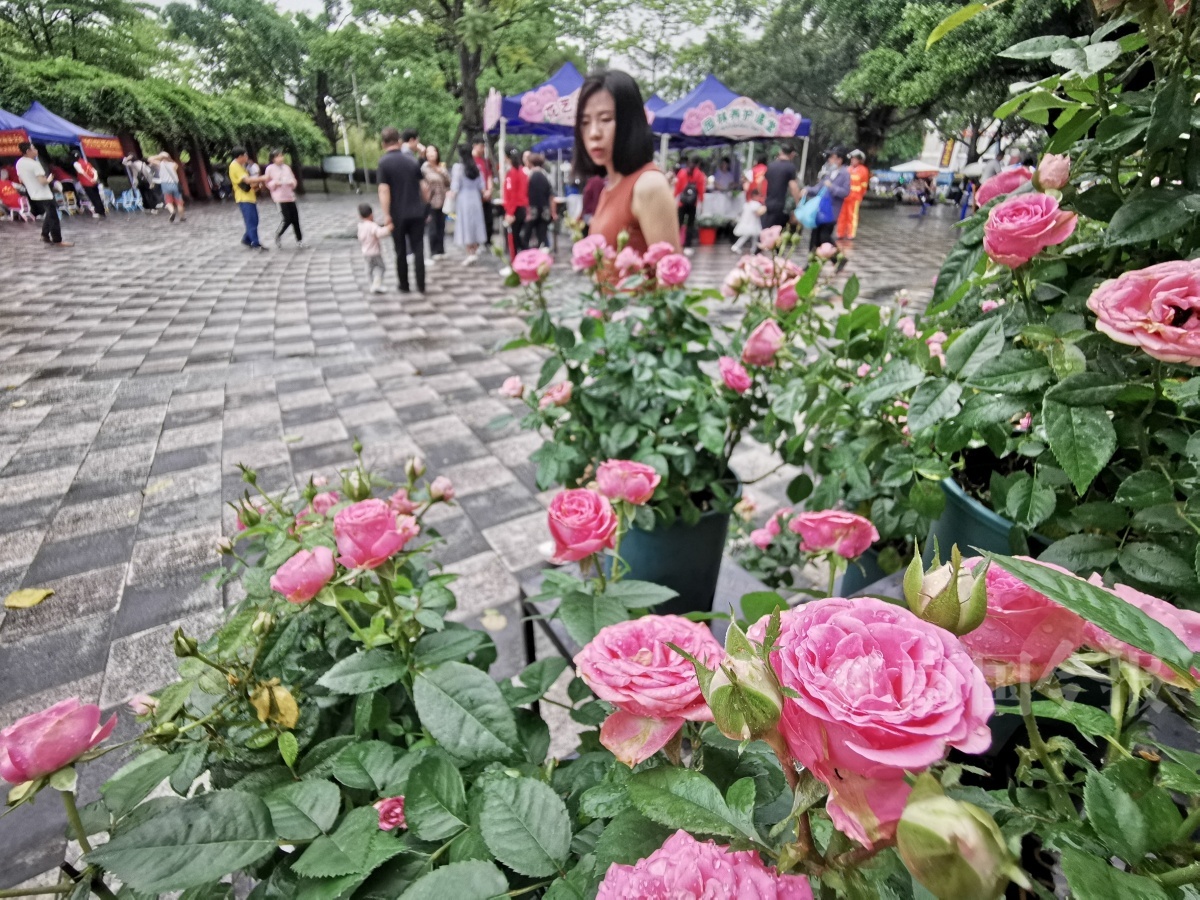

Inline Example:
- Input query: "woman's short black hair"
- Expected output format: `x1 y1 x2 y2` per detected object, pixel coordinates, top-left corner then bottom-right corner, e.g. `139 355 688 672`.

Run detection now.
573 69 654 179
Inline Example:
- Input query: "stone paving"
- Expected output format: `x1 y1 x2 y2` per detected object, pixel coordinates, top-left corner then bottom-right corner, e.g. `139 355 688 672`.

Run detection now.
0 193 958 889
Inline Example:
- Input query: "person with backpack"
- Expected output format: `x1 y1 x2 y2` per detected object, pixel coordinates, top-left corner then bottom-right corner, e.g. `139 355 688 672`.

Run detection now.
674 156 705 252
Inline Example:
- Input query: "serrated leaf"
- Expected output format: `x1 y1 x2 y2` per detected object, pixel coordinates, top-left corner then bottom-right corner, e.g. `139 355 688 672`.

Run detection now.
626 767 750 839
988 554 1194 678
592 809 672 875
1005 478 1057 530
1118 543 1196 592
502 657 570 707
87 791 275 892
946 318 1004 379
1083 770 1150 862
397 861 507 900
278 732 299 768
558 593 630 646
1042 401 1116 494
994 701 1114 740
413 629 490 667
101 751 183 819
600 580 679 609
480 775 571 876
264 780 341 841
332 741 397 791
968 350 1053 393
292 806 404 879
1060 848 1168 899
1115 471 1174 510
3 588 53 609
907 379 963 434
847 360 925 405
414 662 519 763
1037 535 1118 573
317 651 407 694
406 754 468 841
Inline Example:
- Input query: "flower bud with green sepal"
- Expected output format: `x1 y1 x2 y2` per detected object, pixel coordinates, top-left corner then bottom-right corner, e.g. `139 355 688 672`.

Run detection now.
897 774 1030 900
903 544 988 636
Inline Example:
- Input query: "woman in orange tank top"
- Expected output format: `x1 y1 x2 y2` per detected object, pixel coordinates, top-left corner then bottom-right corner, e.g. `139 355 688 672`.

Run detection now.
574 70 680 255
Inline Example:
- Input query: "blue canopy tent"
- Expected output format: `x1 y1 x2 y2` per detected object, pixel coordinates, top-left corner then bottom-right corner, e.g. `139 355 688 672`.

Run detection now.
652 75 812 174
0 106 78 155
22 102 122 158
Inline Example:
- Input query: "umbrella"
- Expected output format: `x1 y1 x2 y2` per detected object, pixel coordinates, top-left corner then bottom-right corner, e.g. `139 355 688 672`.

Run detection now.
889 159 955 174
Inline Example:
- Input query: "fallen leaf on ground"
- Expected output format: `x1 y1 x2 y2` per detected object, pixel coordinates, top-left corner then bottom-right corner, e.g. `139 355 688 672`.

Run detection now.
4 588 54 609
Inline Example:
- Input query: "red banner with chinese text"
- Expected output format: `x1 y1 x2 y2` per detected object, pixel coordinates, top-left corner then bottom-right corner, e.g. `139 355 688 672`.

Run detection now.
0 129 29 157
80 136 123 159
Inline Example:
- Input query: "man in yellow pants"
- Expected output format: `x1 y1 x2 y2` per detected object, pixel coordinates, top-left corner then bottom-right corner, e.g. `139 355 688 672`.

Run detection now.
838 150 870 240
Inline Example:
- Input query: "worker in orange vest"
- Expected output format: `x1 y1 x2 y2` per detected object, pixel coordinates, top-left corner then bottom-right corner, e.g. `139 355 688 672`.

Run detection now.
838 149 870 240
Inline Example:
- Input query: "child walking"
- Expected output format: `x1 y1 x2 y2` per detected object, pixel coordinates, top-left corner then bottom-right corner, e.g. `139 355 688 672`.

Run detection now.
358 203 393 294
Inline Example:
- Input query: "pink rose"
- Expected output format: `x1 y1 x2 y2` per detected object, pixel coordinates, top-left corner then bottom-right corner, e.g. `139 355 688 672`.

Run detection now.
374 796 406 831
389 488 417 515
236 502 265 531
575 616 723 766
512 248 553 285
547 488 618 563
584 307 605 320
571 234 611 272
742 319 785 366
1084 576 1200 686
897 316 917 338
643 242 675 265
980 299 1001 313
975 167 1032 206
1036 154 1070 191
787 510 879 559
539 381 572 410
334 499 418 569
776 281 798 311
961 558 1086 687
816 242 837 260
0 698 117 784
311 491 340 516
718 356 752 394
766 506 793 538
1016 412 1033 432
771 598 993 847
983 194 1077 268
499 376 525 399
128 694 158 717
429 476 454 501
615 246 644 277
1086 259 1200 365
596 459 661 505
750 528 774 550
597 830 813 900
721 267 748 298
856 363 872 377
656 253 692 286
270 545 336 603
758 225 783 250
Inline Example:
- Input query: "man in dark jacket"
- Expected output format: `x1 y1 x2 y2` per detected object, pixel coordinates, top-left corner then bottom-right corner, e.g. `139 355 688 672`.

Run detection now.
377 126 431 294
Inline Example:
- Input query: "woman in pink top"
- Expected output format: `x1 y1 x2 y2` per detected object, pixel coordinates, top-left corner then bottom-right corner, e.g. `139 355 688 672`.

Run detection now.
264 149 303 248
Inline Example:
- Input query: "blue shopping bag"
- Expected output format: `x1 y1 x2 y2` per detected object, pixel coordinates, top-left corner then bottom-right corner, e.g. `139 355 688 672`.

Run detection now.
796 189 825 229
816 189 836 225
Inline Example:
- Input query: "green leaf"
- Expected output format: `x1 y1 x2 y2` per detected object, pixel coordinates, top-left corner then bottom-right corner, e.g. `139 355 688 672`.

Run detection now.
1106 190 1198 246
278 733 299 769
926 2 989 49
909 479 947 518
1148 75 1191 155
1083 770 1150 862
1115 472 1175 510
739 591 787 626
413 629 490 667
929 241 985 313
1005 478 1057 530
847 360 925 405
558 593 630 646
317 651 407 694
1047 342 1087 379
397 861 508 900
502 657 570 706
101 751 183 819
1045 373 1124 406
406 754 468 841
946 318 1005 379
292 806 404 879
786 473 813 503
1038 535 1118 573
600 580 679 609
332 741 397 791
988 554 1195 678
1042 401 1116 494
907 380 963 434
414 662 520 763
264 780 341 841
593 809 673 875
968 350 1053 393
1000 35 1078 59
956 393 1028 429
1060 848 1168 899
1118 543 1196 592
994 701 1114 740
88 791 275 892
480 775 572 877
626 767 750 840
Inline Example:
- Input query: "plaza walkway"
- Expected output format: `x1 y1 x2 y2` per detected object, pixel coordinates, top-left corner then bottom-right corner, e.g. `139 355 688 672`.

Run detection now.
0 193 957 888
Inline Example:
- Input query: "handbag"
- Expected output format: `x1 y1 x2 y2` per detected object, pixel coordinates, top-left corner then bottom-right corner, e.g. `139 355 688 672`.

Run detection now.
796 187 826 229
816 189 836 225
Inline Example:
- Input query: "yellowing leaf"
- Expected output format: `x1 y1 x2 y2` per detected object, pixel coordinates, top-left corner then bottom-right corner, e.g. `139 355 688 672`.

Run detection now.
250 684 272 723
269 684 300 729
4 588 54 609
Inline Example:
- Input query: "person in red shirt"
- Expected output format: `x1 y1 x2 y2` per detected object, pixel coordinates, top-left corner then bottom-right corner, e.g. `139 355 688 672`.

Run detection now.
503 146 529 256
0 169 22 212
673 156 706 251
471 137 495 245
72 151 106 218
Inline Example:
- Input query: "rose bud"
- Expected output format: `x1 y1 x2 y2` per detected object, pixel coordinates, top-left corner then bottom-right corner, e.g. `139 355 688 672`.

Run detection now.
406 457 426 480
216 537 234 556
252 610 275 635
708 653 784 743
343 470 372 502
173 628 199 658
903 546 988 636
897 776 1029 900
1035 153 1070 191
128 694 158 717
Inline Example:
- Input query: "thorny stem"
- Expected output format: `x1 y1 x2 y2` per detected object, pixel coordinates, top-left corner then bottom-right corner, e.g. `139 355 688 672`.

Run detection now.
1019 682 1075 817
333 596 371 644
1107 659 1127 765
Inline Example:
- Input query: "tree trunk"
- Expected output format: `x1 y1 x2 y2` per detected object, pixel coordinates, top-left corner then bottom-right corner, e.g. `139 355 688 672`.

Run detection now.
459 44 484 138
191 136 212 201
853 107 895 161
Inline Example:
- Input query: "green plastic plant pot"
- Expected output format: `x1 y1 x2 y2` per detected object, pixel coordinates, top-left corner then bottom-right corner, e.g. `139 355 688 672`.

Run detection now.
924 478 1019 563
837 547 885 596
619 506 733 616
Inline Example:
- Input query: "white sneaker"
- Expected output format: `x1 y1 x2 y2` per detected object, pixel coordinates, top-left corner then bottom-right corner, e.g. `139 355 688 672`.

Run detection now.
462 253 477 266
427 256 436 266
370 284 385 294
91 213 99 219
684 248 695 257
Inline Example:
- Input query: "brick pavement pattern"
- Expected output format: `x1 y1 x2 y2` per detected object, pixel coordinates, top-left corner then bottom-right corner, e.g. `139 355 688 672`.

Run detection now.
0 193 956 889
